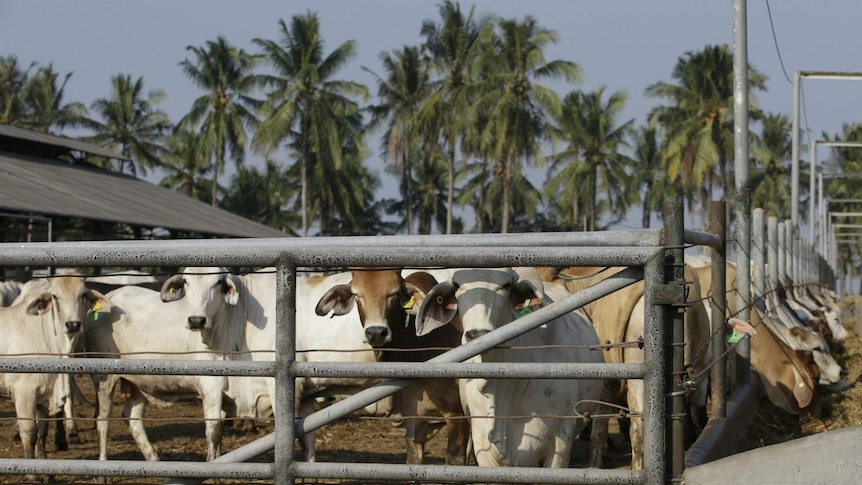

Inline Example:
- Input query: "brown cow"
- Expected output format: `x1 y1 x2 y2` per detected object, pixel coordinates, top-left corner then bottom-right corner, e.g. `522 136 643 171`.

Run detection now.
316 268 469 465
691 263 821 418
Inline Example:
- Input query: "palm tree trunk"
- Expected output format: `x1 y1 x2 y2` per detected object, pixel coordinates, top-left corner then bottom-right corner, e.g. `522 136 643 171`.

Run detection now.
642 181 653 229
446 141 456 234
301 113 310 237
300 156 308 237
404 151 413 235
501 153 511 234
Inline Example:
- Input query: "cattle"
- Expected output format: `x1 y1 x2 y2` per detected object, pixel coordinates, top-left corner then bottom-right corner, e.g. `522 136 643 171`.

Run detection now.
538 263 711 471
315 268 469 465
414 267 605 469
84 284 228 462
0 273 109 469
763 281 843 385
690 262 822 418
159 267 379 462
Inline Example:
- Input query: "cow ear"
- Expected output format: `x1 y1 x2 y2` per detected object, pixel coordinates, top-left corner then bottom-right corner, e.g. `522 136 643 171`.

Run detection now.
26 292 53 316
316 285 354 317
161 274 186 302
222 274 239 306
402 282 427 316
509 276 543 317
789 326 805 338
85 289 112 313
416 282 457 336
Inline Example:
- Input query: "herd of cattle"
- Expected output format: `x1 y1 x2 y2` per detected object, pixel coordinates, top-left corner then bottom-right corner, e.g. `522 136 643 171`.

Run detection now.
0 256 849 479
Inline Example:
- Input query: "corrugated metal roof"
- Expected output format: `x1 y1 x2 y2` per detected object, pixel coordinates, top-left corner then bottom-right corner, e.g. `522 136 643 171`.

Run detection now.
0 151 288 238
0 123 127 160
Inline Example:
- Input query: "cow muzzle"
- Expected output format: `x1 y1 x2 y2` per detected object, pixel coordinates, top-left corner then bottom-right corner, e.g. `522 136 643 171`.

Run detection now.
65 320 82 335
364 325 391 347
188 316 208 330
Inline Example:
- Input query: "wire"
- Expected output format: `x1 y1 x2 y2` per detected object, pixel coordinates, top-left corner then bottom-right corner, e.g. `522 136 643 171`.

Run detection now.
765 0 794 84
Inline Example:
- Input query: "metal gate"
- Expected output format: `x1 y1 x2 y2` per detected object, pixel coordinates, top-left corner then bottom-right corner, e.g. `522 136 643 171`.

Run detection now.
0 201 728 484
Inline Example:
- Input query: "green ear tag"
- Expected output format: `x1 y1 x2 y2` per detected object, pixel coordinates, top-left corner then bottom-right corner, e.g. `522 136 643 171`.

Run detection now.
517 299 532 319
727 328 742 344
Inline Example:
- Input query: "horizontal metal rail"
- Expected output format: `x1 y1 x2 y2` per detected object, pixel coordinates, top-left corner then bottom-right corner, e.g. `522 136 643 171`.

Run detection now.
293 462 645 485
684 229 723 249
0 358 644 380
0 229 664 255
0 458 271 480
0 243 658 269
0 458 644 485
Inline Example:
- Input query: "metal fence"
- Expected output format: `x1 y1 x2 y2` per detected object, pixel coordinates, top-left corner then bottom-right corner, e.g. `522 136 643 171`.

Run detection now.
0 201 765 485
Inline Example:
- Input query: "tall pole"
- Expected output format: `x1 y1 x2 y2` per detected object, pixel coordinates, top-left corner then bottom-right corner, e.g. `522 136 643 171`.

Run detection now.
791 71 801 229
809 141 817 243
733 0 751 377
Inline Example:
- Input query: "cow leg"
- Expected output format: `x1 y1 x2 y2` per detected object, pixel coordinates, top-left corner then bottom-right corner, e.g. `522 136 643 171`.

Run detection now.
14 395 39 460
95 374 118 462
588 416 609 468
63 375 83 445
200 377 225 461
401 388 424 465
123 387 158 461
297 398 316 462
444 412 469 465
545 420 576 469
53 409 68 451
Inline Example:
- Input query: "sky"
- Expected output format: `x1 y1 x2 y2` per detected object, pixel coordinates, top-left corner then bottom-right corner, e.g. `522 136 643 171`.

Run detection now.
2 0 861 231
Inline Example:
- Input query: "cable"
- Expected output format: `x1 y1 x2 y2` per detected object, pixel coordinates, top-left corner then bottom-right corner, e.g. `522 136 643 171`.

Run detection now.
765 0 794 84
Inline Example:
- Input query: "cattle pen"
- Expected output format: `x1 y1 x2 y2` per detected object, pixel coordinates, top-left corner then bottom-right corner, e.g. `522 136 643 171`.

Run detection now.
0 200 839 484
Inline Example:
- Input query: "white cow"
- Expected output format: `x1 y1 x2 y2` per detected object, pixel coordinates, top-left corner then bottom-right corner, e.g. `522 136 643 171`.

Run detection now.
159 267 379 462
415 267 605 469
0 273 109 466
85 285 228 462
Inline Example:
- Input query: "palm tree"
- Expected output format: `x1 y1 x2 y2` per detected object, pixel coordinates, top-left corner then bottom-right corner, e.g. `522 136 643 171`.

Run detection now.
160 127 213 204
645 44 766 216
0 56 86 132
179 35 260 206
547 87 635 231
475 15 581 233
79 74 171 176
419 0 490 233
252 13 369 237
221 160 296 233
365 45 431 235
631 126 669 228
750 113 793 219
0 55 32 125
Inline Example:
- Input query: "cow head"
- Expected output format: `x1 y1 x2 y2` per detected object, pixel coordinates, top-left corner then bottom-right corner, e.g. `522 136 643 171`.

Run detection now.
415 268 543 344
160 267 239 331
22 271 110 348
789 325 842 385
315 269 420 347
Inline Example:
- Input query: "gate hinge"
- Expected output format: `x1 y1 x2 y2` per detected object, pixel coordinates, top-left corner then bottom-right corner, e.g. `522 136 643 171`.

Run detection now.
651 282 688 307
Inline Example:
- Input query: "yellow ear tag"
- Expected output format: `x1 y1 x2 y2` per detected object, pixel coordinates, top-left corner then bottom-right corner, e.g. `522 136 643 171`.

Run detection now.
403 296 415 310
92 301 103 312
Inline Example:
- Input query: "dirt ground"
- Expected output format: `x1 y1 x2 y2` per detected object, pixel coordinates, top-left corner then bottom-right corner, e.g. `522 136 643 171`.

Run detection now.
0 297 859 484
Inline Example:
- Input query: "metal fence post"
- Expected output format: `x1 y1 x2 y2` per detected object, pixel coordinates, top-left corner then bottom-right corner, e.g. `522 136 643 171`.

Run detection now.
275 261 297 485
709 201 727 416
661 201 686 484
